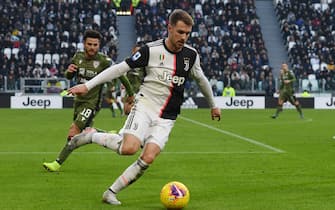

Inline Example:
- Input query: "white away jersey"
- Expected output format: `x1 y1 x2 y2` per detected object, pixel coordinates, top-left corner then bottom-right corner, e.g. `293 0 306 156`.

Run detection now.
125 39 211 120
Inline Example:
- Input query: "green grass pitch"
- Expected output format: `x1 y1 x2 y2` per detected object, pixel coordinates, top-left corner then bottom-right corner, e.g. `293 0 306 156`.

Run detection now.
1 108 335 210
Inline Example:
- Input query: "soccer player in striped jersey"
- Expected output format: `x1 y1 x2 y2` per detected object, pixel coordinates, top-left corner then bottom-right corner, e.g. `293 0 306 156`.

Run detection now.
67 9 221 205
43 29 134 172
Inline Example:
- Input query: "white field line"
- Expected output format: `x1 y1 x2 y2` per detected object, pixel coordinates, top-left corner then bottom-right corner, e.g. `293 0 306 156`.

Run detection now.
242 118 313 126
0 117 285 155
0 151 278 155
179 116 286 153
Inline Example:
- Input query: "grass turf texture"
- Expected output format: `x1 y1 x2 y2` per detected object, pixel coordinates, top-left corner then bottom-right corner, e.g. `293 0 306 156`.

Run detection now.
0 108 335 210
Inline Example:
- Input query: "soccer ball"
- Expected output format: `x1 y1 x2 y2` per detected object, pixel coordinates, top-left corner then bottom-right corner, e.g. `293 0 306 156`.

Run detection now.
160 181 190 209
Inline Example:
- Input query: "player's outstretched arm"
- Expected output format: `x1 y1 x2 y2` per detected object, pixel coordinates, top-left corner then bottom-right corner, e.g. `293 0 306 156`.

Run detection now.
69 61 131 96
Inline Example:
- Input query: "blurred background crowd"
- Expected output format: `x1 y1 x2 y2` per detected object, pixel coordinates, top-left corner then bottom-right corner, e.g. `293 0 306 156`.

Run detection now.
0 0 334 96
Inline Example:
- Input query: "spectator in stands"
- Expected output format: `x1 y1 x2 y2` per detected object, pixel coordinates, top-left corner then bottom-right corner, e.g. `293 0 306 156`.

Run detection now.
324 76 335 91
230 70 241 90
222 84 235 97
263 75 276 96
133 0 271 92
0 74 4 91
301 89 311 97
41 65 51 78
209 75 218 96
6 70 16 90
327 60 335 71
32 64 43 78
1 0 120 88
276 0 335 92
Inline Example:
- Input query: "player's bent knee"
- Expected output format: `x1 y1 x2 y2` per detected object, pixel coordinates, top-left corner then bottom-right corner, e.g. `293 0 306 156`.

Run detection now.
120 143 140 155
120 134 141 155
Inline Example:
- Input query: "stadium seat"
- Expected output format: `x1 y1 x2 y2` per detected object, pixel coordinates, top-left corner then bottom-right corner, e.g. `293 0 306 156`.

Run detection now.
301 79 310 90
258 81 263 91
236 21 243 26
77 43 84 51
11 48 19 59
93 14 101 26
61 42 69 48
29 36 37 52
4 48 11 59
288 41 296 51
60 80 68 89
309 79 319 91
191 32 199 37
320 62 328 71
71 42 77 48
312 63 320 71
321 3 329 11
302 76 319 92
313 3 321 11
35 53 43 66
308 74 316 80
63 31 70 39
195 4 203 16
52 53 60 64
44 53 52 64
216 81 224 95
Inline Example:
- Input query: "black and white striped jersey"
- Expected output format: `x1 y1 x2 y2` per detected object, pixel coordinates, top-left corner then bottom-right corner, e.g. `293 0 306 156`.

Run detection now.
125 39 215 120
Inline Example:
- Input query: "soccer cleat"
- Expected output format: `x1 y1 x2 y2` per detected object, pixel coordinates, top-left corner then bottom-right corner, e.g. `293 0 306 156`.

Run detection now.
102 190 121 205
300 114 304 119
43 161 61 172
271 115 277 119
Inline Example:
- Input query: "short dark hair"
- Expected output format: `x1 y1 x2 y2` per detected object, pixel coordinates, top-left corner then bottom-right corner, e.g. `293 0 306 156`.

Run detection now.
83 29 102 41
169 9 194 27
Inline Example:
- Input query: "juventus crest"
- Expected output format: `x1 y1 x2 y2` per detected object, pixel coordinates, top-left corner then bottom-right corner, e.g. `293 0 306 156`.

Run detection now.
184 58 190 71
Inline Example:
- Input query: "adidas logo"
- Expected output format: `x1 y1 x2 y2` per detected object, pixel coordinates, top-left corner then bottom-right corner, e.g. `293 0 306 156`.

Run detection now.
181 97 198 109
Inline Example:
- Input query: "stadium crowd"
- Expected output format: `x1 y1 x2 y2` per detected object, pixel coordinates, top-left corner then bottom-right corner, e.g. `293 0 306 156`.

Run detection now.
275 0 335 91
0 0 119 91
133 0 274 95
3 0 316 96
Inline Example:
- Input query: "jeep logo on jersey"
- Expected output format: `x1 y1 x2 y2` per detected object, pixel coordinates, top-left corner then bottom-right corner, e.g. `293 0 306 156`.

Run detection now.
79 68 97 77
158 71 185 86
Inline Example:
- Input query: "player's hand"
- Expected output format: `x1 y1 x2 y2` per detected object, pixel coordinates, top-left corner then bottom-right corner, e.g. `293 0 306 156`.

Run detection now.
211 107 221 121
67 64 78 73
124 101 134 115
124 95 135 115
125 95 135 104
68 84 88 96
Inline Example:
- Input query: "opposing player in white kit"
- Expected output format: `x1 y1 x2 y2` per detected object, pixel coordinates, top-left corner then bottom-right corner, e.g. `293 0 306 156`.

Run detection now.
67 9 221 205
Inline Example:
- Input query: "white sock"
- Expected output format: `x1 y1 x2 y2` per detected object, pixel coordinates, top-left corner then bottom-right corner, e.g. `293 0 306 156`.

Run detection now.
110 158 149 193
92 133 123 151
